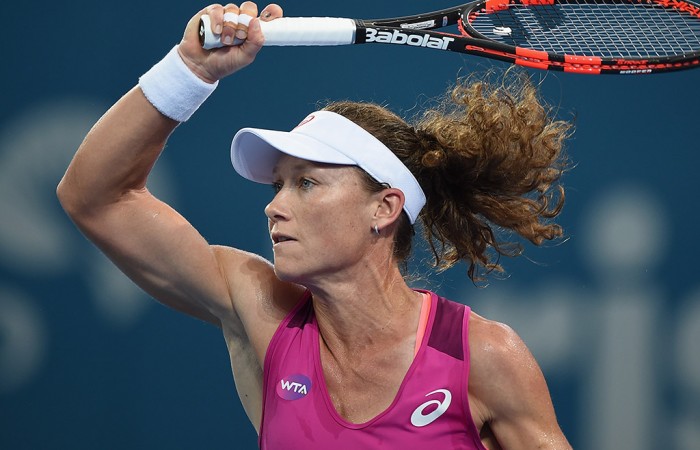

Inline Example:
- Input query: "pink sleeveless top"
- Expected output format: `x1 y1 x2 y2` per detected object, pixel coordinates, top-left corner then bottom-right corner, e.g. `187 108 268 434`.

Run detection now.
258 290 487 449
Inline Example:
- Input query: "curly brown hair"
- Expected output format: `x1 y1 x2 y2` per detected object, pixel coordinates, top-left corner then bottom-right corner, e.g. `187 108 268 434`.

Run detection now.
322 72 572 282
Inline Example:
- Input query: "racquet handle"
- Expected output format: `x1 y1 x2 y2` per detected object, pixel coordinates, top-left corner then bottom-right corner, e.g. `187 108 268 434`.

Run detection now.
199 15 357 49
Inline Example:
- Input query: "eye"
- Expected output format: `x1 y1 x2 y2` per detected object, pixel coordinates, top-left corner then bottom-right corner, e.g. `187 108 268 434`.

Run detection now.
299 178 315 190
271 181 282 194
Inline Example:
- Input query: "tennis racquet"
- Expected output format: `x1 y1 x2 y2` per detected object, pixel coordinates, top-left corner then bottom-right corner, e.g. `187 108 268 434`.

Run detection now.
200 0 700 75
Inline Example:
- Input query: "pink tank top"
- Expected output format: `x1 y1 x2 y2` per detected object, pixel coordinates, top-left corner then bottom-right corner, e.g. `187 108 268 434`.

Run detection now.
259 290 487 449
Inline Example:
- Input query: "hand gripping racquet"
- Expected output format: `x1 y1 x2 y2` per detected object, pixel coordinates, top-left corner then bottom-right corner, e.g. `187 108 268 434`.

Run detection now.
200 0 700 74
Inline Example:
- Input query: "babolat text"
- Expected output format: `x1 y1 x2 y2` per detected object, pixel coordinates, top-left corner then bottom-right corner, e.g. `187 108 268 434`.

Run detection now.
365 28 454 50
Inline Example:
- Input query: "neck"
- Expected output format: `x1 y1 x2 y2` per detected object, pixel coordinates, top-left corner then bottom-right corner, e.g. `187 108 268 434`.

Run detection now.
307 263 422 357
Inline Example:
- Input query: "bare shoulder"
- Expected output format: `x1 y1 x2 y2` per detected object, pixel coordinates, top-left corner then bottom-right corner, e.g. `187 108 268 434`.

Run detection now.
468 311 535 382
467 311 571 449
211 245 306 356
467 312 538 413
211 245 305 322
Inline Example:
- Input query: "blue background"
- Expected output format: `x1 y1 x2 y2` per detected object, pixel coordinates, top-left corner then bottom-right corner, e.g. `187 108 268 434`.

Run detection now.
1 1 699 449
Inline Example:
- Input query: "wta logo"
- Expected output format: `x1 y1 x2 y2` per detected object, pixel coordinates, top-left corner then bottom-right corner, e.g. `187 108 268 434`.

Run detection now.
277 374 312 400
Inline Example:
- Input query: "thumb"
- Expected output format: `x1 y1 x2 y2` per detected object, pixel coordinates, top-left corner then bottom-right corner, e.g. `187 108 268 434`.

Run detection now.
245 17 265 47
238 17 265 61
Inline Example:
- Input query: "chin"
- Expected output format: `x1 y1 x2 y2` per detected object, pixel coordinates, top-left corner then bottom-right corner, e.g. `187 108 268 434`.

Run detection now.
272 261 305 284
273 258 325 286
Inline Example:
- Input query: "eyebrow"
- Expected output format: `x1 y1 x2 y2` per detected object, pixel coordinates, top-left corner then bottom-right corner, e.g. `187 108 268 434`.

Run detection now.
271 159 352 178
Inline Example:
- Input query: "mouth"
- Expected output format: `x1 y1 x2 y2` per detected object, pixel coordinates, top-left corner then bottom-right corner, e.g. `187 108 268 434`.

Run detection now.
271 232 296 245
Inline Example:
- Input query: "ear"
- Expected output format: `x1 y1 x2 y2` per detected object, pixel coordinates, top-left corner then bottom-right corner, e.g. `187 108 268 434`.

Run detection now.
373 188 405 229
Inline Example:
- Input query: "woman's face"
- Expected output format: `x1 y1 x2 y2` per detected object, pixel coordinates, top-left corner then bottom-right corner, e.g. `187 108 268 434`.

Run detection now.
264 154 379 284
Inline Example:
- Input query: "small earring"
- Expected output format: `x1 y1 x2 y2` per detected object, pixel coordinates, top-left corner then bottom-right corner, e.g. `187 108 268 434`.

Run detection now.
373 224 380 235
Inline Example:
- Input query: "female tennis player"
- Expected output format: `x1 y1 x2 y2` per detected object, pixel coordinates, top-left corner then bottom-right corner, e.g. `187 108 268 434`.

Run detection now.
58 2 572 449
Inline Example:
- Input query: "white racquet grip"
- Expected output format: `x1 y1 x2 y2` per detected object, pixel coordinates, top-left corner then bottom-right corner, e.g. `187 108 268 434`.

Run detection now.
200 16 357 49
138 45 218 122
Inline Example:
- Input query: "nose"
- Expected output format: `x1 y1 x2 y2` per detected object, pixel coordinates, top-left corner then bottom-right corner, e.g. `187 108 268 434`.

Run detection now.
264 190 289 223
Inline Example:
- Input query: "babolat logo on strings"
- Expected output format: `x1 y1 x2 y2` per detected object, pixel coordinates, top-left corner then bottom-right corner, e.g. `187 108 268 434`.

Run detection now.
277 374 312 400
365 28 454 50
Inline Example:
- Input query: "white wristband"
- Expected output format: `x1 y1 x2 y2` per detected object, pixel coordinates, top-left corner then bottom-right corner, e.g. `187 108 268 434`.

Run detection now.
138 45 218 122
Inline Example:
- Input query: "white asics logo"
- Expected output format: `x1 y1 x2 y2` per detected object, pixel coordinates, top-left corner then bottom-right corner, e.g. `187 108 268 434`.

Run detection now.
410 389 452 427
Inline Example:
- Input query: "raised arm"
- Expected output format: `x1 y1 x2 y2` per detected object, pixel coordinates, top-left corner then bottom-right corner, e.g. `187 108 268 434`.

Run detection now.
468 313 572 450
56 3 289 329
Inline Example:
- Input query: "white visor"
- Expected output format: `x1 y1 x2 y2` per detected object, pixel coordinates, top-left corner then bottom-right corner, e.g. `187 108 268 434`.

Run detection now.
230 110 426 224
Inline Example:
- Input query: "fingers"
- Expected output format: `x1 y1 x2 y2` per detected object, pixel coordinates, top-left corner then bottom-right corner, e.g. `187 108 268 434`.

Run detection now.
235 2 259 43
204 4 225 36
203 2 283 47
213 2 258 45
259 4 283 21
222 4 240 45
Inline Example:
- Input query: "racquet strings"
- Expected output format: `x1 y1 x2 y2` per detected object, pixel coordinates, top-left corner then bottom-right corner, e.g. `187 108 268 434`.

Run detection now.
467 0 700 58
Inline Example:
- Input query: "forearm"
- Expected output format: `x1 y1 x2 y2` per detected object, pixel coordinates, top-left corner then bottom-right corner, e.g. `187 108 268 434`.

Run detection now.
58 0 273 215
55 4 277 326
57 86 178 216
